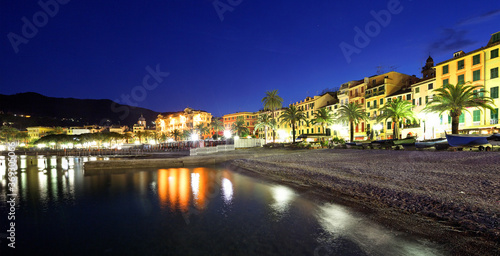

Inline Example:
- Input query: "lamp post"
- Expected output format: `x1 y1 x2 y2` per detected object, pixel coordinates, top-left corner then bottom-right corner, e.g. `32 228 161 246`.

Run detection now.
373 123 382 140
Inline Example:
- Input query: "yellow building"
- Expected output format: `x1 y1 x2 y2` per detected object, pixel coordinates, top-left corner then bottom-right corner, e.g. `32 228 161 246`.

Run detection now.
26 126 55 140
156 107 212 138
410 77 440 139
362 71 417 140
434 31 500 134
282 92 337 142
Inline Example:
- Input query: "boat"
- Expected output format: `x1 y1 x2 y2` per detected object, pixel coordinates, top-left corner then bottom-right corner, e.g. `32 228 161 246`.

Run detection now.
393 137 416 150
487 133 500 146
445 133 490 147
345 142 363 149
393 137 416 145
415 138 447 149
370 138 397 149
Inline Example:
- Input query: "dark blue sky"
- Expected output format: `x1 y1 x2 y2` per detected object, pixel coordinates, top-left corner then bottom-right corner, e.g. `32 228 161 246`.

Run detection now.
1 0 499 117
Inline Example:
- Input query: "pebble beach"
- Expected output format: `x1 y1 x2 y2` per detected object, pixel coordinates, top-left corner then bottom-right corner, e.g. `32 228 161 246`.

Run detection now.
228 148 500 256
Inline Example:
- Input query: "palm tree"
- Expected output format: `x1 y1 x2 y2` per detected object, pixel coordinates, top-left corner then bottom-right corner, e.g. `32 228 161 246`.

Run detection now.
135 131 144 144
254 113 273 142
171 129 181 141
123 132 133 143
195 123 210 139
336 102 368 142
424 83 496 134
210 119 224 139
262 90 283 142
231 117 250 137
312 108 334 135
279 105 306 143
376 98 417 139
181 130 191 141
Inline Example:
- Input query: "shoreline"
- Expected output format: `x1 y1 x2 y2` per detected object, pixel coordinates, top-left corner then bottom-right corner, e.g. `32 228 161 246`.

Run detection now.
81 147 499 255
225 149 499 256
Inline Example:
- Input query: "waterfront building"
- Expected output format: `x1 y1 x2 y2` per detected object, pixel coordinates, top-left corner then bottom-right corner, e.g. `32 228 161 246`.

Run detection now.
363 72 418 140
271 92 337 142
133 115 147 133
84 125 104 133
223 112 258 136
156 107 212 138
26 126 55 140
67 127 91 135
434 32 500 134
109 125 129 134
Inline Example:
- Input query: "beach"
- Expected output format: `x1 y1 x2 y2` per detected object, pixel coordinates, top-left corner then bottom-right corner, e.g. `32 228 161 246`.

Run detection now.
227 148 500 256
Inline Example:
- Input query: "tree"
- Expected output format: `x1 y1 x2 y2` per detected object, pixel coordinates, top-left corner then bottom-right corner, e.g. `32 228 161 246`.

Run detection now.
312 108 334 135
123 132 133 143
195 123 210 139
254 113 273 142
231 117 249 137
279 106 306 143
135 131 144 144
181 130 191 141
171 129 181 141
15 132 30 145
423 83 496 134
0 126 19 143
210 119 224 139
261 90 283 142
336 102 368 142
376 98 417 139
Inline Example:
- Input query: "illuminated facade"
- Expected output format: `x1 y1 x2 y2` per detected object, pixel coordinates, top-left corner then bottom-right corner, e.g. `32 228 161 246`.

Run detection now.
156 107 212 137
363 72 418 140
223 112 257 136
26 126 55 140
133 115 146 133
434 32 500 134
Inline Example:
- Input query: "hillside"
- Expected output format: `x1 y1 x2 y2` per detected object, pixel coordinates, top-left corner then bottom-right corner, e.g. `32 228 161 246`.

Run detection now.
0 92 169 129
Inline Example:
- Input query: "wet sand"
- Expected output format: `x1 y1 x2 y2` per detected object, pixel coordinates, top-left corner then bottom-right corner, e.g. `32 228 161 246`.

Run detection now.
227 148 500 256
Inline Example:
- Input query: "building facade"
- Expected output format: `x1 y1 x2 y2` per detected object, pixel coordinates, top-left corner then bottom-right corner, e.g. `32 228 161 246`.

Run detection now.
223 112 258 136
434 32 500 134
156 107 212 138
26 126 55 140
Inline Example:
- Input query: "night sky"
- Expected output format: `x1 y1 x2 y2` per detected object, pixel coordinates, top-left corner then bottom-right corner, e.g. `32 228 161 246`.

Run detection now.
1 0 499 117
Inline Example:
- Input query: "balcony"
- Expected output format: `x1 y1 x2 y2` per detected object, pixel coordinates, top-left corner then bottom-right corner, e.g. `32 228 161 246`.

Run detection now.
491 119 499 125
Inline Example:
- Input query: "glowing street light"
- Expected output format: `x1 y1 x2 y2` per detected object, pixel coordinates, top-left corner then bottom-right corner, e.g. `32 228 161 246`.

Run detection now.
190 133 199 141
224 130 232 138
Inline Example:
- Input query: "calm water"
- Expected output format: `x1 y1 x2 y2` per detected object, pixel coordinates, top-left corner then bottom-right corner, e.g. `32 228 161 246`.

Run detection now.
0 155 446 255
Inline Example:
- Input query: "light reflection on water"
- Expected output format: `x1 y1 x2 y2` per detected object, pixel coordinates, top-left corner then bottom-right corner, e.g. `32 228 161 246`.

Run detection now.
316 204 443 256
0 155 446 255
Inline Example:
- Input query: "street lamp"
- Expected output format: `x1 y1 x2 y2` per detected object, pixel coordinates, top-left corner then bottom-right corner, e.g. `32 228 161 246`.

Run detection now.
373 123 382 140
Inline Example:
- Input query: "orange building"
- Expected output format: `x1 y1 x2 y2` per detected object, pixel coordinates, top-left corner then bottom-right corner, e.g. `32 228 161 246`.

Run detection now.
222 112 258 136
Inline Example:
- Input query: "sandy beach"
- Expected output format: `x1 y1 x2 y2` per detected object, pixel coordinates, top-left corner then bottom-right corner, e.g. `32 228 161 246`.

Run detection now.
227 148 500 256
